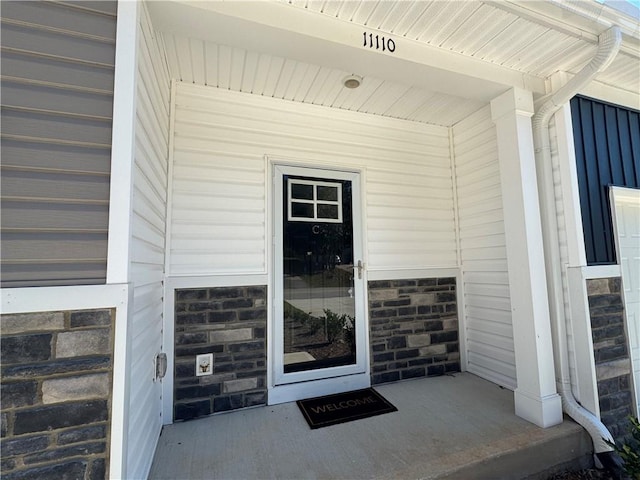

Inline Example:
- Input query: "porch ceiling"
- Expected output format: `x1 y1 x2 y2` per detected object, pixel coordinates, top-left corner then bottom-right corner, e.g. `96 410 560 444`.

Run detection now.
149 0 640 127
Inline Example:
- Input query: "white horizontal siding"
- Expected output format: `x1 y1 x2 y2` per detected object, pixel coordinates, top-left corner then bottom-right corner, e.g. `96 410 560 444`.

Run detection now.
169 82 456 276
127 4 171 479
453 105 516 389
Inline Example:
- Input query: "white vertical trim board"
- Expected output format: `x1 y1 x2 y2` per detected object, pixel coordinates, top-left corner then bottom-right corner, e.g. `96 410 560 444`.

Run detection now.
106 0 139 285
567 266 601 416
452 105 516 389
125 2 172 479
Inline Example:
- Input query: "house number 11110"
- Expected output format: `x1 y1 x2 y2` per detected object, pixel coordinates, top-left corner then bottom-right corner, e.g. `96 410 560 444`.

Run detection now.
363 32 396 53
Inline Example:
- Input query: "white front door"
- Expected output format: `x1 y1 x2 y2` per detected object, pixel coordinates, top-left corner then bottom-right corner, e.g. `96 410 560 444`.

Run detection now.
270 164 369 404
612 186 640 417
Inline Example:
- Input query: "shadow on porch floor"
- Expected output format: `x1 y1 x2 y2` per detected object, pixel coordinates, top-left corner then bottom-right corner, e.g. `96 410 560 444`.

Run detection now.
149 373 592 480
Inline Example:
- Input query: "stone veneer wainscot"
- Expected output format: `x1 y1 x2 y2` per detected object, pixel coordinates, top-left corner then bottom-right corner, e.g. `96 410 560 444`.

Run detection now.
368 278 460 385
174 286 267 421
1 309 114 480
587 277 635 442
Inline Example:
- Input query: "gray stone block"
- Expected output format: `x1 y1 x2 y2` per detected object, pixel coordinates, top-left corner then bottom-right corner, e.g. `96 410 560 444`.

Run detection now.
1 412 8 437
245 392 266 406
89 458 106 480
388 336 407 349
427 365 445 376
401 368 425 379
373 352 393 362
596 358 631 382
175 384 221 401
24 441 105 464
407 334 431 348
419 344 446 356
56 330 110 358
587 278 610 295
1 335 51 364
176 289 207 301
396 349 420 360
175 332 208 346
209 287 243 299
430 331 458 343
1 312 64 335
176 313 207 325
57 425 106 445
70 310 111 328
1 460 87 480
1 381 38 409
228 341 263 353
368 289 398 301
1 357 110 380
223 378 257 393
238 308 267 321
1 457 16 472
222 298 253 309
1 434 49 456
174 400 211 420
13 400 108 435
210 328 252 343
372 371 400 384
209 311 237 323
42 373 109 404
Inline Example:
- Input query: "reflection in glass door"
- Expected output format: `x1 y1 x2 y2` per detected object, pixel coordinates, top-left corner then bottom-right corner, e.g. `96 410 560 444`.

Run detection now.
273 165 366 388
283 176 356 373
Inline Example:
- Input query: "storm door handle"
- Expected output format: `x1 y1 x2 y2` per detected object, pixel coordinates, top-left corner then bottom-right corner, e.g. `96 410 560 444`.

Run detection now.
355 260 364 279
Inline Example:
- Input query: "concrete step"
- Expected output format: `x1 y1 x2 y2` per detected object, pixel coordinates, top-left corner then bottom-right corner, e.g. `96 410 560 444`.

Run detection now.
435 419 593 480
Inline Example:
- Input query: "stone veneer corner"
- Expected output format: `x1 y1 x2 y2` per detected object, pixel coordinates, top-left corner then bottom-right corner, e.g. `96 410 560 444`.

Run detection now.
587 277 635 442
1 309 114 480
174 286 267 421
368 277 460 385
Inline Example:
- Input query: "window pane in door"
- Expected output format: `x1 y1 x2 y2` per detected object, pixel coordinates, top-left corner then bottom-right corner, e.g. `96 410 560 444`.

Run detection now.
317 185 338 201
291 202 314 218
291 183 313 200
317 204 339 219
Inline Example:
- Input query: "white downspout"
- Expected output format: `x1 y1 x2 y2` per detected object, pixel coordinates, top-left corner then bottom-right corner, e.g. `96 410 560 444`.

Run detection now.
532 25 622 466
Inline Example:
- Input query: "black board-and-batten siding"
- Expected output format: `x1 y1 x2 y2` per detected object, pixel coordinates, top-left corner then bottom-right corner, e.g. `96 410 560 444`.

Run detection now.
571 96 640 265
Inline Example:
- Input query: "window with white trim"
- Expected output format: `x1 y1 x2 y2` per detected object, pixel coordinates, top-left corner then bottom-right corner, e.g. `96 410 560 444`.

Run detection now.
288 179 342 223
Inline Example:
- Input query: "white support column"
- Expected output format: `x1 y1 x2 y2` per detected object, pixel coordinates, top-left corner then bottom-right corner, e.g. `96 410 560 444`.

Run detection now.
491 88 563 428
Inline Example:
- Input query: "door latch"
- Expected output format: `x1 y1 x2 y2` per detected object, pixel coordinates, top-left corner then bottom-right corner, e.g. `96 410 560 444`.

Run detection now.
355 260 364 279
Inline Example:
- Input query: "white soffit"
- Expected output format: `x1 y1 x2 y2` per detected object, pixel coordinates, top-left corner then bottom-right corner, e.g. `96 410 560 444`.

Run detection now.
148 0 640 127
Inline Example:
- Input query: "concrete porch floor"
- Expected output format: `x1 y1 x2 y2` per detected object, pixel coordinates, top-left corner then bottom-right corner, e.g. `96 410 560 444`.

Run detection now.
149 373 593 480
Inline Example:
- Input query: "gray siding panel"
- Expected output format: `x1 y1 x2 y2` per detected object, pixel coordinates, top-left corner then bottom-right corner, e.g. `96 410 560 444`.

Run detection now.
1 140 111 174
2 82 114 117
2 52 115 91
1 1 118 37
1 1 117 287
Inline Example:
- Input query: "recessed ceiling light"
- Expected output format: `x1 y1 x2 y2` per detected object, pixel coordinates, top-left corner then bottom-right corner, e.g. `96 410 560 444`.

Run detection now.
343 75 362 89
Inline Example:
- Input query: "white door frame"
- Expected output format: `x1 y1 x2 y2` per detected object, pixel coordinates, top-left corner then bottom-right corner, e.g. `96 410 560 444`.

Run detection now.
610 186 640 417
269 162 370 404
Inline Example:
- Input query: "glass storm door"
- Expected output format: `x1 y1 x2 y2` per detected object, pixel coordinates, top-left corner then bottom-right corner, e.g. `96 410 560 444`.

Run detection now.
273 165 366 387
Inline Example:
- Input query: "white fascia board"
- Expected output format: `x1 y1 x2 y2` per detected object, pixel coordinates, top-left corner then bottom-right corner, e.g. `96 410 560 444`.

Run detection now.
578 78 640 111
493 0 640 56
147 0 545 100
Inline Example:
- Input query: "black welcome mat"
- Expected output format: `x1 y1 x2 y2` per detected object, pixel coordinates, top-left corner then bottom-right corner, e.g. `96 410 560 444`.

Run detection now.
297 388 397 429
